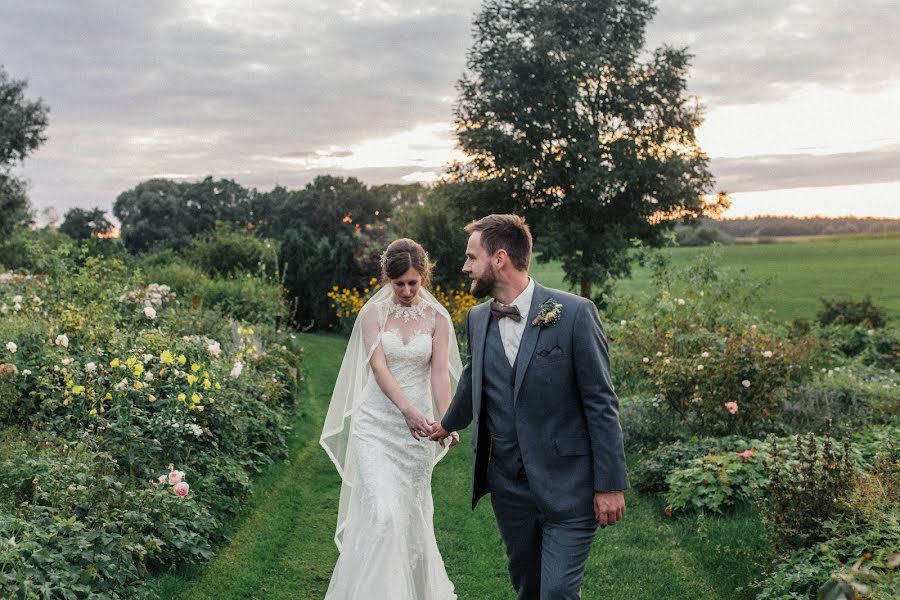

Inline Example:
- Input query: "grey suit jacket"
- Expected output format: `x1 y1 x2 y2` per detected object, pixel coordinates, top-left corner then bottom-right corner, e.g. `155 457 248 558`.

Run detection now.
442 282 629 518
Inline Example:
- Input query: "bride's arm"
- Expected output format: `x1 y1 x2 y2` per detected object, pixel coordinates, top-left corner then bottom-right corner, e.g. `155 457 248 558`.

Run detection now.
361 309 432 439
430 315 451 418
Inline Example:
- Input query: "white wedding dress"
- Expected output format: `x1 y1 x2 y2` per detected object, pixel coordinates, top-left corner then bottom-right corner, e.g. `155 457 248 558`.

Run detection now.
324 299 457 600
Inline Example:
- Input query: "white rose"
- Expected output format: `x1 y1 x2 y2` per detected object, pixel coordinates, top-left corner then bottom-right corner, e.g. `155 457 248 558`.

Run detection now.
55 334 69 348
229 361 243 379
5 342 16 353
143 306 157 319
84 362 97 373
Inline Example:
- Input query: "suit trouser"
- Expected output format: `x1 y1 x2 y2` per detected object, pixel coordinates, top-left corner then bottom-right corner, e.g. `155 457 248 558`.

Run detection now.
488 466 598 600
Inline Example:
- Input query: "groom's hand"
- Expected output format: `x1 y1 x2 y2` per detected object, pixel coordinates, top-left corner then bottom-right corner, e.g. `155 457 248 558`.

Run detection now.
428 423 450 444
594 491 625 528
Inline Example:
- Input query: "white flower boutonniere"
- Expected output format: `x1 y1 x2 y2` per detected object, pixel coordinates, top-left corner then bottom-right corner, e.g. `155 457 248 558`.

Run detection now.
532 298 563 327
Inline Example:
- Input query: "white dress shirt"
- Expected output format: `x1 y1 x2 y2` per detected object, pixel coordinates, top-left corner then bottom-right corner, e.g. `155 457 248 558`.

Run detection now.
498 278 535 367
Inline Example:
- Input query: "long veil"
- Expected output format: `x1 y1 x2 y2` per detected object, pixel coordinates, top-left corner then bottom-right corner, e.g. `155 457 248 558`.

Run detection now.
319 285 463 549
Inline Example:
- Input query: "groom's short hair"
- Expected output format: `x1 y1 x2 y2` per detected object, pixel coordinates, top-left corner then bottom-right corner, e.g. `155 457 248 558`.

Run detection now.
465 214 532 272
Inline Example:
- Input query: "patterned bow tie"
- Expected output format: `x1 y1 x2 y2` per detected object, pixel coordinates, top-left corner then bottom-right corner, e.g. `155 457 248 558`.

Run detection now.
490 301 522 322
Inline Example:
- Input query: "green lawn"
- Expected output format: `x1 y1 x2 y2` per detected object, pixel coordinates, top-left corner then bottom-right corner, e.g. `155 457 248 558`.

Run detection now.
152 332 771 599
530 234 900 322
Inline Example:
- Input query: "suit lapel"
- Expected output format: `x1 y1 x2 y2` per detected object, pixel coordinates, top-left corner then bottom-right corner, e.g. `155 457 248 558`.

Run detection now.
470 302 491 419
513 283 548 403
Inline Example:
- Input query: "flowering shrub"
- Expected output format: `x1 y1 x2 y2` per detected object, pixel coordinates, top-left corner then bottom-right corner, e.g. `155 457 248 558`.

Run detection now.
327 278 477 340
609 251 821 436
0 249 302 597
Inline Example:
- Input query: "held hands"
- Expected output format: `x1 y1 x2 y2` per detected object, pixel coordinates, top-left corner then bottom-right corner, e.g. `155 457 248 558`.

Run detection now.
594 491 625 528
400 405 459 447
427 422 459 448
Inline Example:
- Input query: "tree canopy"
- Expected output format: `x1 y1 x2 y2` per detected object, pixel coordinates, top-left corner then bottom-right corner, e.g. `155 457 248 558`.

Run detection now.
0 65 49 234
59 207 114 240
454 0 726 297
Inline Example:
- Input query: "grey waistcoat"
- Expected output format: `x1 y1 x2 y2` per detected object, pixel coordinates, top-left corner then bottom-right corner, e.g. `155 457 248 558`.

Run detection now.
483 316 525 478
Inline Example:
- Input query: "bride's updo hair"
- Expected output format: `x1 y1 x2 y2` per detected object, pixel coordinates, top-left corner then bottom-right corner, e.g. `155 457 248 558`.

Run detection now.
380 238 432 288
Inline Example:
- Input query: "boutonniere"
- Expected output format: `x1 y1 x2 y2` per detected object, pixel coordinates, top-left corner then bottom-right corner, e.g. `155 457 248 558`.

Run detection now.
532 298 563 327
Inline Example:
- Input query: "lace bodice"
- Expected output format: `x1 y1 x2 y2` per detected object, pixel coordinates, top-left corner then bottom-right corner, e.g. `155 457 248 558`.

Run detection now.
367 300 437 411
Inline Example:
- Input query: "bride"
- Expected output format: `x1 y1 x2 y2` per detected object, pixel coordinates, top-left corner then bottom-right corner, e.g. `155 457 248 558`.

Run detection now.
320 238 461 599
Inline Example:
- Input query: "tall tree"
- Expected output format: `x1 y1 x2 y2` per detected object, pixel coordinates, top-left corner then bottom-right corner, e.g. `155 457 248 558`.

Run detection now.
0 65 49 234
59 207 113 240
455 0 726 297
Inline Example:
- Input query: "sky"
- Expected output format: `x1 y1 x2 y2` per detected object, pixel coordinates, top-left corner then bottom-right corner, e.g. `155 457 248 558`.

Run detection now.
1 0 898 224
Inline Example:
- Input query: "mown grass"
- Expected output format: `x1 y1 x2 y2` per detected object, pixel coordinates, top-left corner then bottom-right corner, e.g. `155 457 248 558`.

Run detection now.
530 234 900 322
152 332 772 599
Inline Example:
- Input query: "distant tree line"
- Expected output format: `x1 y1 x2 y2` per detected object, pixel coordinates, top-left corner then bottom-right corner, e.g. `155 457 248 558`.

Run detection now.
701 217 900 239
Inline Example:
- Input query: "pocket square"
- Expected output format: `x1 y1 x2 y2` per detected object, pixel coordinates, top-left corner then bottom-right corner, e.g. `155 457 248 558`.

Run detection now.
537 345 563 357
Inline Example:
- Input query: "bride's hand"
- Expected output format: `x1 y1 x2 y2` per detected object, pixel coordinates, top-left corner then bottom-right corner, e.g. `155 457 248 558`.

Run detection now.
401 405 433 440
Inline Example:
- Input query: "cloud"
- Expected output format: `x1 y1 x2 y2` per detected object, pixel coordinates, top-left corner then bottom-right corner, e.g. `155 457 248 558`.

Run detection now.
0 0 897 219
711 144 900 193
647 0 900 105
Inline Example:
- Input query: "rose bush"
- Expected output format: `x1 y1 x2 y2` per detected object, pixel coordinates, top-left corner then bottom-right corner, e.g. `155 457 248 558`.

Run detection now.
0 248 303 598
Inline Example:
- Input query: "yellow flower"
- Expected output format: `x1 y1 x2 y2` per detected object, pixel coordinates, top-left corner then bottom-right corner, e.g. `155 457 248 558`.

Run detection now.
191 392 201 404
215 382 221 390
133 363 144 377
72 385 85 395
202 379 211 390
89 408 97 416
110 358 121 369
187 374 198 385
125 356 136 367
160 350 174 365
191 363 200 372
134 381 143 390
177 393 186 402
203 370 209 378
177 354 187 365
104 393 112 401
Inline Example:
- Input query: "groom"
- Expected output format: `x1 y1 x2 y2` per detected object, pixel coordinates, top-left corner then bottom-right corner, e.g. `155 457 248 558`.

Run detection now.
430 214 629 599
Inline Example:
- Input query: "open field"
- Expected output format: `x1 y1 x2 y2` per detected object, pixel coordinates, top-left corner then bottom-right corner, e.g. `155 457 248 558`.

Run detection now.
530 234 900 322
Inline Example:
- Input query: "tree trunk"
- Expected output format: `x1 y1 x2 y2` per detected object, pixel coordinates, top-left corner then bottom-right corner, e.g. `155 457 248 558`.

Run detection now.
580 277 592 299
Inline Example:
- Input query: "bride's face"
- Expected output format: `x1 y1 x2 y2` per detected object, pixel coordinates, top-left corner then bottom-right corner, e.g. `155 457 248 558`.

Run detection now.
390 267 422 306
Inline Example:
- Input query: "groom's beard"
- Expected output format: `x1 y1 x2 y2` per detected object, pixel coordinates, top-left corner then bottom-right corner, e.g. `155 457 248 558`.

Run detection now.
469 265 497 299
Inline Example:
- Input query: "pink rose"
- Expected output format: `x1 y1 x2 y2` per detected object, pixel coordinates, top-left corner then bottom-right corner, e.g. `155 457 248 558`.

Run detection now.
168 470 185 486
158 475 167 484
724 401 739 414
736 449 755 461
174 481 190 497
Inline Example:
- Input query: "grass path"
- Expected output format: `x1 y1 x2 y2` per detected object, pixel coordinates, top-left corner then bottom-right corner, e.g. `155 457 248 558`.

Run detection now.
152 332 770 599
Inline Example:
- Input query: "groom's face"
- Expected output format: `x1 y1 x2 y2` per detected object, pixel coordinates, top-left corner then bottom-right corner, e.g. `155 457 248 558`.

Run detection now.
464 231 497 299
